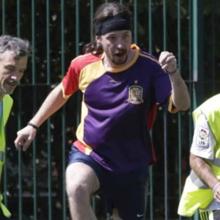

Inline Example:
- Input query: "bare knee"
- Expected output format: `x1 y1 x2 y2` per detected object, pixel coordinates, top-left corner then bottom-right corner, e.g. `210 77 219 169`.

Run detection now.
65 163 99 201
66 182 89 201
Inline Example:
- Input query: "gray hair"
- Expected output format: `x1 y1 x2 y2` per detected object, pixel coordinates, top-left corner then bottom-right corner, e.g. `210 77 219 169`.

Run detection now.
0 35 30 58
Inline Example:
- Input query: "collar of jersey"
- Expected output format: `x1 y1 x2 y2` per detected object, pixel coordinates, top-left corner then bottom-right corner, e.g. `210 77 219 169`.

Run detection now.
101 44 140 73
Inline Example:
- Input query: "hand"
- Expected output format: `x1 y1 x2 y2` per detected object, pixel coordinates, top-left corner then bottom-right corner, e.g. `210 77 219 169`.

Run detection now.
14 125 37 151
213 182 220 202
159 51 177 74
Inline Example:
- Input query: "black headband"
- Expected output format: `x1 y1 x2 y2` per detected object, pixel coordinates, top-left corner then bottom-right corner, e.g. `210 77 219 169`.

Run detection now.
95 14 131 36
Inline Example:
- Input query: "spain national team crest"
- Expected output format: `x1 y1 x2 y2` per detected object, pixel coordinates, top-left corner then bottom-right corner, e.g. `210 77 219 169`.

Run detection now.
128 85 144 104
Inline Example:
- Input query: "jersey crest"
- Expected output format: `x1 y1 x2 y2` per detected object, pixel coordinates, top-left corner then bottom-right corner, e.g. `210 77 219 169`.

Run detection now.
128 84 144 104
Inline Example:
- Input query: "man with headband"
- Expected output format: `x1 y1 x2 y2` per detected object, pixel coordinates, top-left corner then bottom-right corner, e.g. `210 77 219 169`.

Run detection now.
14 2 190 220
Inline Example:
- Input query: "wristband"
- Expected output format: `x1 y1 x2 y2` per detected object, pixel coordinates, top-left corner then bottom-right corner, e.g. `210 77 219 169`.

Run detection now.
27 122 39 130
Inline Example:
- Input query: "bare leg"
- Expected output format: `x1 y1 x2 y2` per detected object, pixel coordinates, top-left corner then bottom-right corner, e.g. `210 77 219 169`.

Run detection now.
66 162 100 220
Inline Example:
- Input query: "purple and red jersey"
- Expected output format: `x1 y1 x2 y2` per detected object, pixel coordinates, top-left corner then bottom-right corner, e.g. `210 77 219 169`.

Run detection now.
62 44 172 173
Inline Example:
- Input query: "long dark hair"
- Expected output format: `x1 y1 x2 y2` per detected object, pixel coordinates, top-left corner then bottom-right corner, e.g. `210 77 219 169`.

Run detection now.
83 2 131 55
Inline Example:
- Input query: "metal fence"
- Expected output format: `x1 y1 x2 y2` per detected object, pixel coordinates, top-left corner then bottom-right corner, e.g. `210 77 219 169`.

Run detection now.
1 0 220 219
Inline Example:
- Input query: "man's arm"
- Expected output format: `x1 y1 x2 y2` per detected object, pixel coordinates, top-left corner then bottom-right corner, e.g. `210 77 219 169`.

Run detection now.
14 83 68 151
159 51 190 111
169 70 190 111
190 153 218 188
190 153 220 202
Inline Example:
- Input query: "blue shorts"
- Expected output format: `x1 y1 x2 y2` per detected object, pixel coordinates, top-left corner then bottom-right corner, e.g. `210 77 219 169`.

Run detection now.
68 146 148 220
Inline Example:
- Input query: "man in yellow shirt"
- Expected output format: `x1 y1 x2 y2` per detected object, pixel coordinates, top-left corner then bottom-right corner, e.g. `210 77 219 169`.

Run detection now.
178 94 220 220
0 35 30 218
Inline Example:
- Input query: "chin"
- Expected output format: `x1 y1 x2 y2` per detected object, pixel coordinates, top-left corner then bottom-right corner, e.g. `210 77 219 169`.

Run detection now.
115 61 127 66
5 88 15 95
113 58 127 65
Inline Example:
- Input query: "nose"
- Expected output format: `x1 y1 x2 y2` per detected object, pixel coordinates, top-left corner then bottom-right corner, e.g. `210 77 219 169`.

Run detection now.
117 43 123 49
116 41 126 50
115 36 125 47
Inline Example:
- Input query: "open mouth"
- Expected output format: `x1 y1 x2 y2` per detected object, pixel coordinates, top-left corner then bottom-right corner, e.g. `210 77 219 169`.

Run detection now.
6 79 18 87
114 50 126 56
114 52 127 61
115 53 125 58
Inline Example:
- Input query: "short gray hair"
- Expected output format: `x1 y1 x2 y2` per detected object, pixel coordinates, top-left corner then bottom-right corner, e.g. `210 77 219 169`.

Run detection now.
0 35 30 58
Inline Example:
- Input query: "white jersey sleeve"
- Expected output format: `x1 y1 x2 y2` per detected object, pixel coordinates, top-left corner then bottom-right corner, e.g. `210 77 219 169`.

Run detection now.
190 113 216 159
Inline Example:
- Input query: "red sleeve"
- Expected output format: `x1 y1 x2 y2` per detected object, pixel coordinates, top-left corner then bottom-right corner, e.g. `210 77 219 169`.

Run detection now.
62 59 80 97
61 54 101 97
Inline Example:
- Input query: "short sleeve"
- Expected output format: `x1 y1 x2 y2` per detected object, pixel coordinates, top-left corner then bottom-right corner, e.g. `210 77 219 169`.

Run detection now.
61 54 101 98
61 60 80 97
154 68 172 105
190 114 216 159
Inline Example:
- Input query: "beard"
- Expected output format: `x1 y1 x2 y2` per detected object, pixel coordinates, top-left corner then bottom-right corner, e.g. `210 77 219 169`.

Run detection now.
111 49 128 65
